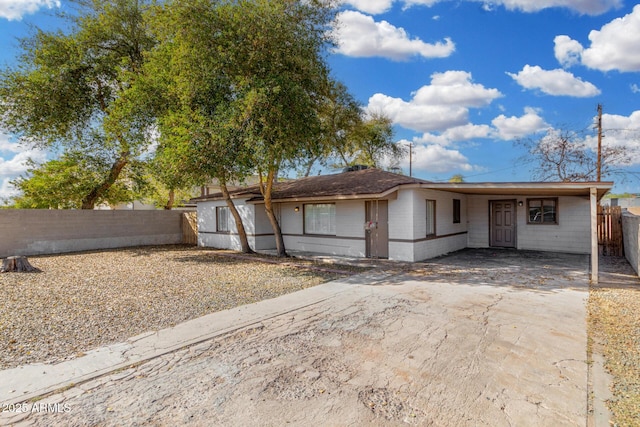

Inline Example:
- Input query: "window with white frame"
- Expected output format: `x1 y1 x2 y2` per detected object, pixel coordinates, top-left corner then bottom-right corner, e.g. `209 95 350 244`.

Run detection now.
304 203 336 235
426 199 436 236
216 206 232 232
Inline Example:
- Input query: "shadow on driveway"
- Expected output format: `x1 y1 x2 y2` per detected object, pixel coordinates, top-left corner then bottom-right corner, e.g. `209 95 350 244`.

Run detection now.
403 248 590 292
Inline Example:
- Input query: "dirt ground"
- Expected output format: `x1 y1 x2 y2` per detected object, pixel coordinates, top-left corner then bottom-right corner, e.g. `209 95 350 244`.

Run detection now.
3 249 592 427
589 256 640 426
0 246 363 370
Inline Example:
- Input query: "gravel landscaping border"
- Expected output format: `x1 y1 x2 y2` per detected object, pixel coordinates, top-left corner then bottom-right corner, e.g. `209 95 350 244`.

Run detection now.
0 245 367 370
589 256 640 427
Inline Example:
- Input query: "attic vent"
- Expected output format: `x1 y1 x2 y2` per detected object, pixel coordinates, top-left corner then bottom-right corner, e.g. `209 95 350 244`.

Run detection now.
342 165 370 173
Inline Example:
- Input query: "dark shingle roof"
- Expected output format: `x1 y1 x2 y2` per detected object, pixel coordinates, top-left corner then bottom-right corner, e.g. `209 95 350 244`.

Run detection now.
192 168 429 202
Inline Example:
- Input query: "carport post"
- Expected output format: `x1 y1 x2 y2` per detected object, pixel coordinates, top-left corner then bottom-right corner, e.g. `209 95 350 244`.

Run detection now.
590 187 598 284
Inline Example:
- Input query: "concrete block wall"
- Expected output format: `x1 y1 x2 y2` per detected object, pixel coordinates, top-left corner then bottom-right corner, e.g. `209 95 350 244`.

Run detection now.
622 211 640 277
388 190 415 241
517 196 590 254
467 195 591 254
0 209 186 258
413 233 468 262
197 200 276 251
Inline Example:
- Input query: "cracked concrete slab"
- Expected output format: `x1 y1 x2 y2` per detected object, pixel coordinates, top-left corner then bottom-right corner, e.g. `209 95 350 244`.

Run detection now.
1 249 590 426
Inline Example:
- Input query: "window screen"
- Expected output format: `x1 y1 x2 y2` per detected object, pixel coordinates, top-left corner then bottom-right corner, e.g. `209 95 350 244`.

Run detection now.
304 204 336 235
426 200 436 236
216 206 231 232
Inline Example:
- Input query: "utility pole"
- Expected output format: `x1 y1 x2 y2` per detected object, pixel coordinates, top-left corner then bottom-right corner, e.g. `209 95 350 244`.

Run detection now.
597 103 603 182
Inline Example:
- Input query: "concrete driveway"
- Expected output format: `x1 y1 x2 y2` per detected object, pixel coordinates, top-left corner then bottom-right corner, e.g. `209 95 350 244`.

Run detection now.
2 249 589 426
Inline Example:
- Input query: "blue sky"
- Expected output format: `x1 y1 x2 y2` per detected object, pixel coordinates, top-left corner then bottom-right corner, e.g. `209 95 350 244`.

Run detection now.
1 0 640 199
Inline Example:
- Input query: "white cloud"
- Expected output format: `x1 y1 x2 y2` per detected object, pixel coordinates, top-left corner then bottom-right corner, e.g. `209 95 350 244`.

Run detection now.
596 111 640 163
414 123 493 146
366 71 502 132
413 108 548 145
0 136 47 200
554 35 584 67
342 0 620 15
0 149 46 177
0 178 18 200
402 0 444 7
476 0 621 15
580 4 640 72
333 10 455 61
342 0 394 14
413 70 502 106
601 110 640 132
398 140 477 173
342 0 443 14
567 111 640 167
368 93 469 132
631 84 640 94
492 107 549 140
0 133 22 153
507 65 600 97
0 0 60 21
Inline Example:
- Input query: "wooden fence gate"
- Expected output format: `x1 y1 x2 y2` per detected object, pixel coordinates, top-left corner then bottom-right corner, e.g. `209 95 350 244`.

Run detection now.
598 205 623 256
181 211 198 245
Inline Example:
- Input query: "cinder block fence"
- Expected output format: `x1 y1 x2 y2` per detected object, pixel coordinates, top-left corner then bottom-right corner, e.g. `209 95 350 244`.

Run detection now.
623 211 640 277
0 210 194 258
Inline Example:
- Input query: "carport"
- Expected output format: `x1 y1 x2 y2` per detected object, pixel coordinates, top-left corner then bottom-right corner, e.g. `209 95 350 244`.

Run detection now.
420 181 612 283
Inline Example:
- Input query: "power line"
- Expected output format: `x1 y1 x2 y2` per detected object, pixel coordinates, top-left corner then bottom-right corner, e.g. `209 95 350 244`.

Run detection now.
431 158 536 182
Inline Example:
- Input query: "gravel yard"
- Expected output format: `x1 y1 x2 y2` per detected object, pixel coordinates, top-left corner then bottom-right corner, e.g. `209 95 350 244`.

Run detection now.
0 245 365 370
589 256 640 427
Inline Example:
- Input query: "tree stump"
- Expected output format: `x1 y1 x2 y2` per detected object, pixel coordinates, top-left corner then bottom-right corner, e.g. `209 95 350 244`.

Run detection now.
1 256 40 273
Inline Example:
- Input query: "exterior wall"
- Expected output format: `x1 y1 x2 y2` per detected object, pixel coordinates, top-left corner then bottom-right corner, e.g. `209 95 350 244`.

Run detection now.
198 199 275 251
388 189 468 262
622 211 640 277
196 190 594 260
278 200 366 257
0 209 185 258
467 195 591 254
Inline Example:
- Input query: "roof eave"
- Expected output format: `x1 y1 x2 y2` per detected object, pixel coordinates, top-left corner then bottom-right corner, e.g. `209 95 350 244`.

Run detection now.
419 181 613 200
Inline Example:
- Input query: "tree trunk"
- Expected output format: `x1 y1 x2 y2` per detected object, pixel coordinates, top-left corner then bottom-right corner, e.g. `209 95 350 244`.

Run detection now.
1 256 40 273
220 180 254 254
264 193 286 257
260 169 287 257
81 151 130 209
303 155 319 177
164 189 175 210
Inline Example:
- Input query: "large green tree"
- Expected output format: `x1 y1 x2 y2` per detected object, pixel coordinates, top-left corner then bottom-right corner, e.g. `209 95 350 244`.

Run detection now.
144 0 259 252
227 0 335 257
294 80 361 176
11 151 146 209
295 83 406 176
346 112 405 169
146 0 336 256
0 0 157 209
